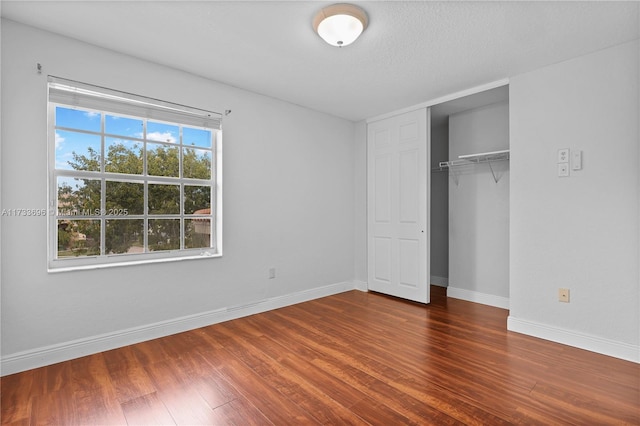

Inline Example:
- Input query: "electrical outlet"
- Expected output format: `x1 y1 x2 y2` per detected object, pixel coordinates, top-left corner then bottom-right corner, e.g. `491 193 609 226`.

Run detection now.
558 288 570 303
558 148 569 163
558 163 569 177
268 267 276 279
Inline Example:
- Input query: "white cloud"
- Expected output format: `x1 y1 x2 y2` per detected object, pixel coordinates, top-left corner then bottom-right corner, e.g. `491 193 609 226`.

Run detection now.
147 131 177 143
84 111 100 119
55 132 65 150
55 152 74 169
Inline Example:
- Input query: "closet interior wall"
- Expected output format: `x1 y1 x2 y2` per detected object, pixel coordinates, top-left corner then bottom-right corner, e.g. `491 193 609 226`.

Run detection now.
430 119 449 287
430 88 510 308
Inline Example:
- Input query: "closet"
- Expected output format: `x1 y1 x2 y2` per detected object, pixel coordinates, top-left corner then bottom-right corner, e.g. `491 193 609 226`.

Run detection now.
430 85 510 308
367 84 509 307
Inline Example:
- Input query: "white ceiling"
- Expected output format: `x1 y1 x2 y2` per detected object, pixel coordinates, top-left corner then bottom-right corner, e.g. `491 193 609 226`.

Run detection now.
2 1 638 122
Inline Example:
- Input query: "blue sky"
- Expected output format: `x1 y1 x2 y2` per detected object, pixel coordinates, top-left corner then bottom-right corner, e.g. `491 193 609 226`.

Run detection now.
55 106 213 172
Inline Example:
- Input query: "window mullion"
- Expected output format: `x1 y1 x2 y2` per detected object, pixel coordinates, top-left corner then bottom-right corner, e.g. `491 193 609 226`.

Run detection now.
212 129 219 250
100 113 106 256
143 119 149 254
180 126 184 250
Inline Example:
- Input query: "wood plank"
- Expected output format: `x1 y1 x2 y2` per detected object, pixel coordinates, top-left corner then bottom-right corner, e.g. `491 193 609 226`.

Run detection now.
29 387 78 426
261 306 513 424
209 397 274 425
156 385 219 425
192 372 239 410
121 392 176 425
1 372 34 424
214 354 321 424
66 354 127 425
103 345 157 404
528 380 640 424
209 322 367 424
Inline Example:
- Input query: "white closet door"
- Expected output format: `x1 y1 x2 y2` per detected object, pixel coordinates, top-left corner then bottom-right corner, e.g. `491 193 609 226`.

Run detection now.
367 108 430 304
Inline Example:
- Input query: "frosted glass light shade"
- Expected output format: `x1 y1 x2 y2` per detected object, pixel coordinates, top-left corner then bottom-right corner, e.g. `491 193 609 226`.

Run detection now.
313 3 368 47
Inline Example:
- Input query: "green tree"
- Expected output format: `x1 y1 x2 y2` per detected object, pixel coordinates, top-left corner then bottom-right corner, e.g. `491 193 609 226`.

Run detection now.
148 145 179 177
105 219 143 254
68 148 102 214
63 142 212 255
106 143 143 174
183 148 211 179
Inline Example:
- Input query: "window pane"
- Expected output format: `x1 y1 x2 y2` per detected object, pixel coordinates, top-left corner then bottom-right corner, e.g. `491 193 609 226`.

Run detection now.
55 130 101 171
148 219 180 251
147 143 179 177
105 138 143 174
147 121 178 143
184 185 211 214
148 184 180 214
105 114 143 138
106 219 144 254
185 218 211 249
106 181 144 215
183 127 212 148
57 219 100 257
57 177 101 215
183 147 212 180
55 107 101 132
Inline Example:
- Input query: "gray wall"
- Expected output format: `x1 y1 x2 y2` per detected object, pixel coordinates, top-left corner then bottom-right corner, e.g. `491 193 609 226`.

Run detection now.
430 121 449 285
353 120 368 285
1 20 356 364
509 39 639 360
448 102 510 301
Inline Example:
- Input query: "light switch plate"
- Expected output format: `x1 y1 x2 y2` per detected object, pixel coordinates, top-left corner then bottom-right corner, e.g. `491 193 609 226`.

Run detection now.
571 150 582 170
558 148 569 163
558 163 569 177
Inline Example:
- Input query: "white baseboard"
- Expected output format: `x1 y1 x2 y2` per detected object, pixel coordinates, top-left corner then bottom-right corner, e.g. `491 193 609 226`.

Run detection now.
447 286 509 309
1 280 359 376
352 280 368 292
430 275 449 287
508 316 639 364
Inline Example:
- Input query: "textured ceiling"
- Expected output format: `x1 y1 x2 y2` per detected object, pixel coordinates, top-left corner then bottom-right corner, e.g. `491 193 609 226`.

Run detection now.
2 1 639 121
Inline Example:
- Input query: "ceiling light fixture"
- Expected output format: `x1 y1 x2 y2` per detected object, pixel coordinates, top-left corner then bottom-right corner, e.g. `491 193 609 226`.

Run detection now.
313 3 368 47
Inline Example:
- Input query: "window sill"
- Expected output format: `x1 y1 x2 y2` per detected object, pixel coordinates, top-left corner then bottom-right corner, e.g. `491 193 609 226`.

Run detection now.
47 250 222 273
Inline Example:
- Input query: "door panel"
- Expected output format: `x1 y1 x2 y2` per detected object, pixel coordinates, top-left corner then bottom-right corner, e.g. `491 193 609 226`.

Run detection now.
367 108 430 304
399 149 419 223
399 238 420 288
374 154 392 223
374 237 392 282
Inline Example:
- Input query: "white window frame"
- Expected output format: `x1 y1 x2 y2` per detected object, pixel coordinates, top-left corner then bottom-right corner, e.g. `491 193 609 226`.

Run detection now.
47 77 223 272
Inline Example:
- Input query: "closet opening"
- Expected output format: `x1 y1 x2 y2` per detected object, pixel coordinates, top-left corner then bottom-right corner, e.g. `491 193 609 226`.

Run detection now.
429 85 510 309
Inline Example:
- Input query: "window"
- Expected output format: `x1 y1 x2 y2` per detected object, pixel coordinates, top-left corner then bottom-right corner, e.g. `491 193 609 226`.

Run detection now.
47 77 222 271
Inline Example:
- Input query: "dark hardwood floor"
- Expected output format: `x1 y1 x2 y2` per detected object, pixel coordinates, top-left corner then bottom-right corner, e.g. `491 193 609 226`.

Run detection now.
2 286 639 425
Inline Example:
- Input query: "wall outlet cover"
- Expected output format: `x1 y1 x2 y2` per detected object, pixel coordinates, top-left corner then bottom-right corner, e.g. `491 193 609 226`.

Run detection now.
558 148 569 163
558 288 570 303
558 163 569 177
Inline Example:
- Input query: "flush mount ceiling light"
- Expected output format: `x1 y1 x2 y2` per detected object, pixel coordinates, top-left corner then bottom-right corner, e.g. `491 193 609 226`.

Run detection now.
313 3 369 47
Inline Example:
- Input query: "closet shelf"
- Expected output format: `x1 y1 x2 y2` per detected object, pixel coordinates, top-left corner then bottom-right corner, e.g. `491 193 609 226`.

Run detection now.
434 149 509 184
438 149 509 169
